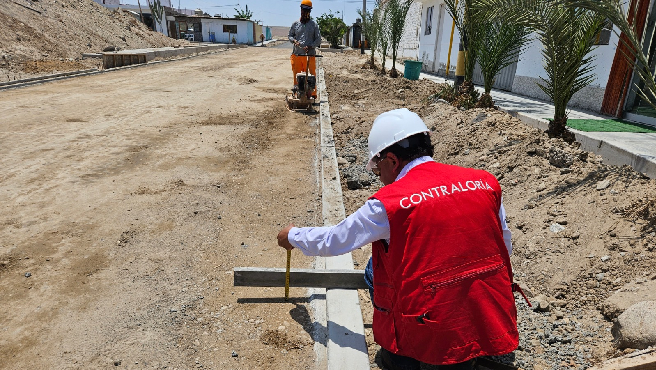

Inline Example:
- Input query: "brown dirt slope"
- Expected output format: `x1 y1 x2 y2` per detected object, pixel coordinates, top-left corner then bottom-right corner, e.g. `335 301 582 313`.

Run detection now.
0 0 186 79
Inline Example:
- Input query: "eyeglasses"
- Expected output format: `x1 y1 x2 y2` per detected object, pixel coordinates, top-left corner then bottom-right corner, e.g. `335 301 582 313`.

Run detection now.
371 154 387 176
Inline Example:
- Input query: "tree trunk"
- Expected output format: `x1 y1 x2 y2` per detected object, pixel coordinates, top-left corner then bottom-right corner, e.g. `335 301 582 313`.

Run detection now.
548 104 575 142
391 49 397 76
476 93 494 108
458 80 474 95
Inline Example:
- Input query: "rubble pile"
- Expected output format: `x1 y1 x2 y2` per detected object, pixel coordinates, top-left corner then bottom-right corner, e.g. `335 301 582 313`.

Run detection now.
0 0 185 80
324 51 656 370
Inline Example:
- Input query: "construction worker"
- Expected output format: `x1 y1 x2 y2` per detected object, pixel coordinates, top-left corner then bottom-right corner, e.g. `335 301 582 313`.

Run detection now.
277 108 519 370
288 0 321 99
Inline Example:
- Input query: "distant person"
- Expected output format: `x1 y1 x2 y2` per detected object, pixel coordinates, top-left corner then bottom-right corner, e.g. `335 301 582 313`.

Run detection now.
288 0 321 99
277 108 520 370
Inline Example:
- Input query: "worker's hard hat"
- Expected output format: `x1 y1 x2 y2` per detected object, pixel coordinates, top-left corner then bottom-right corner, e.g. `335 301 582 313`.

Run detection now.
366 108 430 170
301 0 312 10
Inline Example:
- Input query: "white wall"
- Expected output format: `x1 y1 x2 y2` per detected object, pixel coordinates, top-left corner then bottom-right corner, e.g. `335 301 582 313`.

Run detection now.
417 0 460 75
513 35 546 80
396 2 422 59
377 1 422 60
511 26 620 112
91 0 120 4
418 2 435 68
419 1 451 72
514 28 618 88
201 19 253 44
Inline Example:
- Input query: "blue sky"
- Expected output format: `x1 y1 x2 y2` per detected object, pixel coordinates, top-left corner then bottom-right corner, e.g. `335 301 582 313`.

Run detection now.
121 0 378 27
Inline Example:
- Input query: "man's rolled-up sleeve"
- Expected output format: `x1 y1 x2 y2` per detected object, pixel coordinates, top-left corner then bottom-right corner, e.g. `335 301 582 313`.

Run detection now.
288 199 390 257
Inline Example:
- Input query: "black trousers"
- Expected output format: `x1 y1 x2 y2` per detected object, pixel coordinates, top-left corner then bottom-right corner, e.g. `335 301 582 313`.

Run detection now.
381 348 476 370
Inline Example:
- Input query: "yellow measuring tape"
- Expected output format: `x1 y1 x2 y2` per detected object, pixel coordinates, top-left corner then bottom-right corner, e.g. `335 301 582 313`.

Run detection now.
285 249 291 301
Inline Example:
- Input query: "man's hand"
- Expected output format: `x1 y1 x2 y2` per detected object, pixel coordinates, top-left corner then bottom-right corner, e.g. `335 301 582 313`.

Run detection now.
277 224 295 251
303 46 309 53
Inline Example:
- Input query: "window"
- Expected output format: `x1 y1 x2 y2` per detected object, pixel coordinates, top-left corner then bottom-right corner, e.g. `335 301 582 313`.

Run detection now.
223 25 237 33
424 6 433 36
595 19 612 45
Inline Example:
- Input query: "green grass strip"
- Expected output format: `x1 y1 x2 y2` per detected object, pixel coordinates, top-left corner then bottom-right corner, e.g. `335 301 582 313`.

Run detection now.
545 118 656 133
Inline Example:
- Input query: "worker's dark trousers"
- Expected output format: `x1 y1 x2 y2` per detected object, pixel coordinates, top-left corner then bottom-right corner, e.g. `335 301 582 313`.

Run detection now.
364 257 476 370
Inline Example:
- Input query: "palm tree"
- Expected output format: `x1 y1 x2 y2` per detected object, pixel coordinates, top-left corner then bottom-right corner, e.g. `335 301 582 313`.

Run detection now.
358 4 383 69
234 4 253 19
445 0 482 91
476 19 531 107
147 0 164 32
387 0 414 77
378 5 392 73
477 0 605 140
565 0 656 110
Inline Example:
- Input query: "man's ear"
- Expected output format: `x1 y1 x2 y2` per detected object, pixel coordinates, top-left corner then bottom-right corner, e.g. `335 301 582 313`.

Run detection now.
389 152 401 171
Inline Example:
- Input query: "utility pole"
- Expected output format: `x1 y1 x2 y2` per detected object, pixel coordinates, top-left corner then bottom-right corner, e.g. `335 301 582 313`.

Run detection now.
360 0 366 54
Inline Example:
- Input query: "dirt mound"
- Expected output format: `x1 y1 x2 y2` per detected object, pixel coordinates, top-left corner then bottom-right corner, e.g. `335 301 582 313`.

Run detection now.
0 0 186 80
322 51 656 369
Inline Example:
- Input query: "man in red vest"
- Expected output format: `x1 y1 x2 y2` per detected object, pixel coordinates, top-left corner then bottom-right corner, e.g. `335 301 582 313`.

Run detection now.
278 108 518 370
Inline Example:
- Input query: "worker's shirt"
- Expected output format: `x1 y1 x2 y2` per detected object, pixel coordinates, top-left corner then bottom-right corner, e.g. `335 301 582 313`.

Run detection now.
288 19 321 55
288 156 513 256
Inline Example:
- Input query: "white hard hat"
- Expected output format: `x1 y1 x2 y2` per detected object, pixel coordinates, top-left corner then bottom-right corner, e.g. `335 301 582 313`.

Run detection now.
366 108 429 170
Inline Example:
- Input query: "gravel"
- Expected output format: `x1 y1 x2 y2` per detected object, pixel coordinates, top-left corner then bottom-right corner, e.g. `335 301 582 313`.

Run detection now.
333 122 613 370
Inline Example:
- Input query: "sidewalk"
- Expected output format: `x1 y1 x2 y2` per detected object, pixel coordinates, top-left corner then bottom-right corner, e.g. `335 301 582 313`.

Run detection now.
392 61 656 179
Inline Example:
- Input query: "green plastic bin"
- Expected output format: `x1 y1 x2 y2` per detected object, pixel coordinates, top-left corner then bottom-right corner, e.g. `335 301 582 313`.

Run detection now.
404 60 422 80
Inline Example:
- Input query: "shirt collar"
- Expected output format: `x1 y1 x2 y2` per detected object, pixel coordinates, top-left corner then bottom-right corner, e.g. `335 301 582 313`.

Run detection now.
395 156 434 182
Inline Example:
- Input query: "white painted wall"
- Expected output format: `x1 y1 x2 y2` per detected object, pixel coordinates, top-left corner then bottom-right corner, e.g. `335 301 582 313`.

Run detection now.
418 2 436 68
91 0 120 5
514 28 619 89
200 19 253 44
417 0 460 75
511 26 619 112
398 2 423 59
94 0 170 7
419 0 452 72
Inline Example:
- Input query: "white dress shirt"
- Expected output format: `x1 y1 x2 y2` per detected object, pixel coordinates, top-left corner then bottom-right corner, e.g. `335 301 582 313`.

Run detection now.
288 156 513 257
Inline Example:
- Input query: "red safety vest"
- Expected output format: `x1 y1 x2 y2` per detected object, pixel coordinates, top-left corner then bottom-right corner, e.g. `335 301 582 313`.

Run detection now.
370 161 518 365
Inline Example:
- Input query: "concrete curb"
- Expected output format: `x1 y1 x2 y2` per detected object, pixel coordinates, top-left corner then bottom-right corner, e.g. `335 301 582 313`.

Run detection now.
0 69 100 91
101 44 243 69
496 107 549 132
316 62 370 370
573 131 656 179
497 107 656 179
0 46 239 92
0 69 98 87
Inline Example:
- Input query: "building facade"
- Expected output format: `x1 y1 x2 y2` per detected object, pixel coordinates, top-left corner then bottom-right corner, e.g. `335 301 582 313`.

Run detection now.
414 0 627 117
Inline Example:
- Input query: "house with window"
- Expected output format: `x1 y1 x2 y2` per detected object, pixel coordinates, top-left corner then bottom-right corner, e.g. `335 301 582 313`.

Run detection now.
413 0 643 119
200 17 256 44
166 15 257 44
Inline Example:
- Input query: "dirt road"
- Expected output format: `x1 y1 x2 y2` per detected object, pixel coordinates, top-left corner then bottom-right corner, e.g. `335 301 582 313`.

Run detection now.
0 47 321 369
